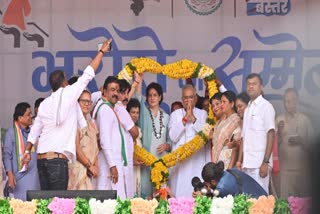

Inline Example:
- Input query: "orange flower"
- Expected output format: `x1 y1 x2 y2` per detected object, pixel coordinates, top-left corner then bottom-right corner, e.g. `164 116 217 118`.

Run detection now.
249 195 276 214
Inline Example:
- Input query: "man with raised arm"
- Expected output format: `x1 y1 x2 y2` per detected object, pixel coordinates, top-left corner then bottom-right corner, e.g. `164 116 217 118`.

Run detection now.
22 40 112 190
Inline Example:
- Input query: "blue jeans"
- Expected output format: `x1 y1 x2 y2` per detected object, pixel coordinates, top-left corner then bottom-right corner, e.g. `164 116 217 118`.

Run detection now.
37 158 69 190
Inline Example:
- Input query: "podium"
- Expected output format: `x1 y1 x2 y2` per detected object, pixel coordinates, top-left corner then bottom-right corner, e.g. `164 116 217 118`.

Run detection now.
26 190 117 201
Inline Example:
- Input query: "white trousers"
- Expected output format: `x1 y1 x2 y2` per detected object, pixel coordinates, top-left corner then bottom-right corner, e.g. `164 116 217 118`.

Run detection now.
94 152 127 199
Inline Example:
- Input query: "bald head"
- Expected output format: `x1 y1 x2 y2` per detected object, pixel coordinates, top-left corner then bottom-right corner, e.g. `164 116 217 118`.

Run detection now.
284 88 299 114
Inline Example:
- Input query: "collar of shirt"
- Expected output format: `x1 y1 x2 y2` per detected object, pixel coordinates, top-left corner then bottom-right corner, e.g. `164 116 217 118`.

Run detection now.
285 111 298 119
248 94 263 107
22 127 30 134
116 101 125 106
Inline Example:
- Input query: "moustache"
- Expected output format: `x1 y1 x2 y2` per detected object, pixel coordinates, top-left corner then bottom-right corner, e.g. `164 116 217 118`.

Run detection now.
122 98 129 103
112 95 118 99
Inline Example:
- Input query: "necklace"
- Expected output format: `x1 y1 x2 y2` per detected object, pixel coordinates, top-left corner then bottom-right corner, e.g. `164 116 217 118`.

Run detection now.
148 107 164 139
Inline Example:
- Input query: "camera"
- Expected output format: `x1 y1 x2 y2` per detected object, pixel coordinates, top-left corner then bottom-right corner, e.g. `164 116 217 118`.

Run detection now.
191 176 214 198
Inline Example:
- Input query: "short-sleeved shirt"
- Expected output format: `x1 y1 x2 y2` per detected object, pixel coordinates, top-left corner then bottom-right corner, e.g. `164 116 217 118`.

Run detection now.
242 95 275 168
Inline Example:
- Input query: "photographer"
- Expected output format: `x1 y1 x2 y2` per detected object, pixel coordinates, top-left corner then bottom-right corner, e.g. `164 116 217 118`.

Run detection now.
192 161 267 198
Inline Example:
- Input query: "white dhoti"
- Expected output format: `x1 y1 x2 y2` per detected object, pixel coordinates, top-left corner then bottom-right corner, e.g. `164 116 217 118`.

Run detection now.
170 147 208 197
123 163 134 198
95 152 127 199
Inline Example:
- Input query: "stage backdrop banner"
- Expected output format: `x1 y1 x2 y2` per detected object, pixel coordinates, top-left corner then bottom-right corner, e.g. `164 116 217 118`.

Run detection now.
0 0 319 129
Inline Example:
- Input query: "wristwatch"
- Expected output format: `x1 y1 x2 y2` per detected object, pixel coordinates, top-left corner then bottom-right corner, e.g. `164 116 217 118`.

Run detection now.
24 150 30 154
263 157 269 164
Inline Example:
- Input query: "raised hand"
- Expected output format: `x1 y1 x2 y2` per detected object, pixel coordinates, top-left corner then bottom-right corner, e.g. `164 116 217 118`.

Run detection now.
187 102 196 123
100 39 112 53
133 71 142 83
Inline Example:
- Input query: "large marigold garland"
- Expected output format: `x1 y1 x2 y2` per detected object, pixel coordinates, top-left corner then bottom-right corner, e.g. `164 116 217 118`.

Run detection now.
118 57 218 190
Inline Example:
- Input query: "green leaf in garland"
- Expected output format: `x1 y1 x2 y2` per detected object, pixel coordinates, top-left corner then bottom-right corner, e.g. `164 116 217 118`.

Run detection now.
274 198 290 214
193 196 212 214
198 131 209 142
127 63 137 72
0 199 13 214
36 198 52 214
232 194 252 214
114 197 131 214
155 199 170 214
206 118 215 126
74 197 91 214
191 63 203 78
204 72 216 82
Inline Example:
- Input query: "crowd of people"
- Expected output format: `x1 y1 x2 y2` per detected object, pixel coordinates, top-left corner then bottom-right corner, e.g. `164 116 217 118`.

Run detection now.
0 40 315 201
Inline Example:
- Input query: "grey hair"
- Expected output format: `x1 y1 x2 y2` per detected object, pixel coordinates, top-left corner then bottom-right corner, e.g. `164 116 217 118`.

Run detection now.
182 84 197 96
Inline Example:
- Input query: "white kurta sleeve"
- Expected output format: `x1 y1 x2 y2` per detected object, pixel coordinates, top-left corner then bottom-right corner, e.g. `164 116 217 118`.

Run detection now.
116 105 134 131
28 113 43 144
59 65 95 124
91 91 102 107
98 106 116 168
168 110 185 143
263 103 275 132
191 109 207 133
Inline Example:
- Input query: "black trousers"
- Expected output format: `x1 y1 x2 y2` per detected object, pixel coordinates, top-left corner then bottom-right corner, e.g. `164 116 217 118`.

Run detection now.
37 158 69 190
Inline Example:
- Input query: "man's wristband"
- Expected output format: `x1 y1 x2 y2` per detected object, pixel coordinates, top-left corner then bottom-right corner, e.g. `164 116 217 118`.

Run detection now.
24 150 30 154
134 80 140 84
263 157 270 164
99 49 105 55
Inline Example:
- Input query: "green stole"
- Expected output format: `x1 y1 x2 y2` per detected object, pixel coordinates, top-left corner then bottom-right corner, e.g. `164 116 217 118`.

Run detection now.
94 100 128 166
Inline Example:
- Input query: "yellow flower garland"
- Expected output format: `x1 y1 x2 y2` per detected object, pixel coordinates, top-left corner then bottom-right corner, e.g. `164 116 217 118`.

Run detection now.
118 57 218 190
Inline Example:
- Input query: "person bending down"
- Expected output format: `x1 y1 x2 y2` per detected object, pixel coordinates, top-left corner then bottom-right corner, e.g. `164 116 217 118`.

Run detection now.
193 161 267 199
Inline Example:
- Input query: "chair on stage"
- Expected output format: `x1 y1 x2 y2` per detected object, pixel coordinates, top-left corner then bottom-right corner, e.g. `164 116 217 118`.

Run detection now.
26 190 117 201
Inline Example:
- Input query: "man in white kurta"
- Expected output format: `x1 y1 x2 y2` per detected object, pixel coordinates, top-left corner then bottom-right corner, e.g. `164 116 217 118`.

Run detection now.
23 40 112 190
91 79 139 198
169 84 208 197
93 77 127 198
114 79 138 198
241 73 275 194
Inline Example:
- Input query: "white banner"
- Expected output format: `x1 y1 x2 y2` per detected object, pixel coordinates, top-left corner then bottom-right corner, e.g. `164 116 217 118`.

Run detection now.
0 0 319 129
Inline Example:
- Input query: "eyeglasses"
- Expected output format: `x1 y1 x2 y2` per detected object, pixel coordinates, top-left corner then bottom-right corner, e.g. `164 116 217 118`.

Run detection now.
79 99 92 105
182 95 195 100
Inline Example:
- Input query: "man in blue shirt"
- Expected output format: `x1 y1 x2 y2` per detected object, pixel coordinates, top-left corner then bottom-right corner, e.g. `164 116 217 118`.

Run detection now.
3 102 40 200
194 161 267 198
